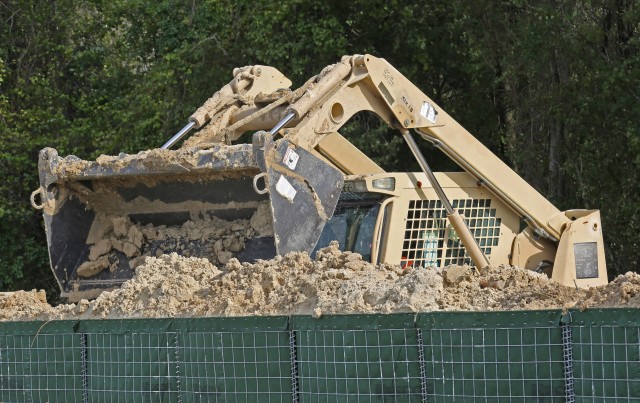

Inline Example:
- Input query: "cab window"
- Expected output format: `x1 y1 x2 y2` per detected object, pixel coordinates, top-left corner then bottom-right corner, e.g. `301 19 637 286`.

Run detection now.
313 193 384 261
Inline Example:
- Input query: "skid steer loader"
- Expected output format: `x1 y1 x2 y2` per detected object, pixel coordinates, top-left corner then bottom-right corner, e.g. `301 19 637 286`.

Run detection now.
31 55 608 301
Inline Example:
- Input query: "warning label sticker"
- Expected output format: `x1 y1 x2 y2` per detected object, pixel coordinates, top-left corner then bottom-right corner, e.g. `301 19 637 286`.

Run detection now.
420 102 438 124
275 175 297 202
283 147 299 170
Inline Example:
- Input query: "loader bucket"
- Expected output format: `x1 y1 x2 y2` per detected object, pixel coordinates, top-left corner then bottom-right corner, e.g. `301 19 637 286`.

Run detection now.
35 141 343 301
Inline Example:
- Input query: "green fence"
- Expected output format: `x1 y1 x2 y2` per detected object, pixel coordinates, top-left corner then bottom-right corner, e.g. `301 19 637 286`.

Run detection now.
0 309 638 402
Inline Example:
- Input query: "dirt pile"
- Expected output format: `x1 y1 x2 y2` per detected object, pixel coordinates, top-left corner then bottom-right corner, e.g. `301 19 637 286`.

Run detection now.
50 246 442 319
0 290 53 320
438 264 587 311
3 243 639 321
578 272 640 308
77 203 273 278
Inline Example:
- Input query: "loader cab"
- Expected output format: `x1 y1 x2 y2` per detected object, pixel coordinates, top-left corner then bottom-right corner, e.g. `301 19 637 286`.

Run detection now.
316 172 522 269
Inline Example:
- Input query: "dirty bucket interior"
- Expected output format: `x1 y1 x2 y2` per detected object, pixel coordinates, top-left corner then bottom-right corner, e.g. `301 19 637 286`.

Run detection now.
47 170 275 300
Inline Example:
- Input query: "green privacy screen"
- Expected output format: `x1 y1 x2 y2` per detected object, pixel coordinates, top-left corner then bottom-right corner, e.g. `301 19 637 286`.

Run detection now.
0 309 638 402
569 310 640 402
418 311 566 401
293 314 422 401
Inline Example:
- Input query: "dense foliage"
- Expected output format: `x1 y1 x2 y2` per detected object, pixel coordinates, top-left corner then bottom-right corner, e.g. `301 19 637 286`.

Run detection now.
1 0 638 296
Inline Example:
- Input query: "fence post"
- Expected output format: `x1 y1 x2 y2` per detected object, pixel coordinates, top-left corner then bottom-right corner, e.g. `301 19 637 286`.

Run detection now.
416 328 429 403
79 333 89 403
289 329 300 402
173 332 183 403
561 312 576 402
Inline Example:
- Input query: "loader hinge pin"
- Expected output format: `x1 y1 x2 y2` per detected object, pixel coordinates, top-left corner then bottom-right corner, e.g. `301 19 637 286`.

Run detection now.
270 112 296 136
162 120 197 149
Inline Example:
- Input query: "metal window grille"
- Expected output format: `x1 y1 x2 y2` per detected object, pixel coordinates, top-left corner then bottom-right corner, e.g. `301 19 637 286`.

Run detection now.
401 199 501 268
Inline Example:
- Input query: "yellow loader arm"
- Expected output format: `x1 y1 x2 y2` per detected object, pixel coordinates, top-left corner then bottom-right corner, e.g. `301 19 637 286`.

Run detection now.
166 55 608 288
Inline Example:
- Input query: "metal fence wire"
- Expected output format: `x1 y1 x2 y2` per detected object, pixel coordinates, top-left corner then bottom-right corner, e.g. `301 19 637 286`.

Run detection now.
0 310 638 402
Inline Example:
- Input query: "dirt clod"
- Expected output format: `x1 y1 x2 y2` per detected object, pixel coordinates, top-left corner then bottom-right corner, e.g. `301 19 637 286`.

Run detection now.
77 256 110 278
443 265 470 285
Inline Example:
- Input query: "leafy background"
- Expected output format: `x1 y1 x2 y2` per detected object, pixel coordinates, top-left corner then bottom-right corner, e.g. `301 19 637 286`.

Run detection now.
1 0 638 299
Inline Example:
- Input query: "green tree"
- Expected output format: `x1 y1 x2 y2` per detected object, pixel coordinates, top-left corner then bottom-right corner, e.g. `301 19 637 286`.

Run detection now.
1 0 638 299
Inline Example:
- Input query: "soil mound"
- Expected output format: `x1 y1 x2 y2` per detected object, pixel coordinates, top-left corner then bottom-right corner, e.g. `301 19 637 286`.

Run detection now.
4 242 637 321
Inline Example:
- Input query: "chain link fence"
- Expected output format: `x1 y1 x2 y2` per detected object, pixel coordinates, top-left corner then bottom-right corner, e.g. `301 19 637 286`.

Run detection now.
0 310 638 402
